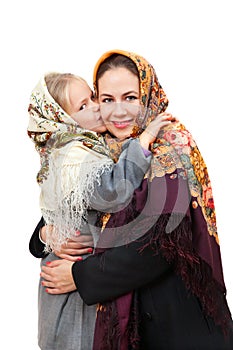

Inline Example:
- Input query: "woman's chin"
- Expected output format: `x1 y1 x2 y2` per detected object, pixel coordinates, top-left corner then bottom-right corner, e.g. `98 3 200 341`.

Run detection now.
107 126 133 140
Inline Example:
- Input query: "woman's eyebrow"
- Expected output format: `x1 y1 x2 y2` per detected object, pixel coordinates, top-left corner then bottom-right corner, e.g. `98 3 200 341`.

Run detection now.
122 90 139 96
99 93 113 98
100 91 139 98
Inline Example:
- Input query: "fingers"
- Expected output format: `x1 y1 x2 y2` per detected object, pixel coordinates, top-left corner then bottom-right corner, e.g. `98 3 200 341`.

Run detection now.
41 279 55 288
64 240 93 249
44 287 64 295
43 285 76 294
70 234 94 245
40 270 53 283
63 236 94 249
148 113 177 132
157 112 177 122
54 253 84 262
42 259 61 268
55 235 94 258
41 279 66 294
41 265 55 278
55 245 93 259
56 246 93 254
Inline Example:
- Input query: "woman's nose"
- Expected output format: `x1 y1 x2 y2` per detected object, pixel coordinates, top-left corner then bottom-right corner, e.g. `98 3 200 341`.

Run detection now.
113 102 127 117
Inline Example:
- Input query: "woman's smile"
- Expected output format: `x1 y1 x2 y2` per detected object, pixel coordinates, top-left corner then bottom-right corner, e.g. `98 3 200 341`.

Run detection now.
112 119 134 129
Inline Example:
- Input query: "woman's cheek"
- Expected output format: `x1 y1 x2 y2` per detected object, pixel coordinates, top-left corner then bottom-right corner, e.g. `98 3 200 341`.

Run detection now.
100 105 110 122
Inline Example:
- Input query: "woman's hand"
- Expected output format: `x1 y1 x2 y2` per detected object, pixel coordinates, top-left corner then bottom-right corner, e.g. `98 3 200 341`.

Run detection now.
139 112 176 149
41 259 76 294
41 225 94 262
54 234 94 262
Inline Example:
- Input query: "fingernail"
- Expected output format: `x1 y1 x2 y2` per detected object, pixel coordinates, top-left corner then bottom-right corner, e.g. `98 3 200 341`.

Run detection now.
45 289 49 293
41 281 44 286
76 257 83 261
46 261 51 266
75 231 80 236
87 248 93 253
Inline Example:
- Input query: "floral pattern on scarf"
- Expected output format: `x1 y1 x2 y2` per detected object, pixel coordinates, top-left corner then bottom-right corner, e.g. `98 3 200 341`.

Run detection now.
28 75 110 184
149 121 218 243
93 50 218 244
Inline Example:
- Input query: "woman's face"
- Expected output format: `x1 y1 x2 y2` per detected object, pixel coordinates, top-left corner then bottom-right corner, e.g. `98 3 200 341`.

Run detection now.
68 80 107 133
98 67 140 140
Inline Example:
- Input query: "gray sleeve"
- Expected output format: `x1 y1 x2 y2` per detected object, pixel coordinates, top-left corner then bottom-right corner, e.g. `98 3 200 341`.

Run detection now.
90 138 151 213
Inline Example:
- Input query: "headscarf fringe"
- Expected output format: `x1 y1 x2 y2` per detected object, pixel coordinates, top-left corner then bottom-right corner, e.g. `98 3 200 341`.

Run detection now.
137 213 232 334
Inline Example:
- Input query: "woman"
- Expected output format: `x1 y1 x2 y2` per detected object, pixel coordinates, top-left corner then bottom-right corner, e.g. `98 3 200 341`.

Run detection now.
28 71 173 350
32 51 233 349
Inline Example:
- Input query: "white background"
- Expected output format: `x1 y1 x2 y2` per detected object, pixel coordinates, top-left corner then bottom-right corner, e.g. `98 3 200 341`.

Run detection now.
1 0 232 348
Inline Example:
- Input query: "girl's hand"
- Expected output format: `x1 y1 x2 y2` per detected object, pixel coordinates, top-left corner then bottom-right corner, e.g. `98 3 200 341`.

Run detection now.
139 113 177 149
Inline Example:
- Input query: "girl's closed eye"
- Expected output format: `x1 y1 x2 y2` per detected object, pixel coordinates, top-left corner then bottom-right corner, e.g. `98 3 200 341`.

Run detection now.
79 103 87 110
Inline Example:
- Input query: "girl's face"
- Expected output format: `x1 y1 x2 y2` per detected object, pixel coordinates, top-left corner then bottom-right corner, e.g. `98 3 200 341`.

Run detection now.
98 67 140 140
68 80 107 133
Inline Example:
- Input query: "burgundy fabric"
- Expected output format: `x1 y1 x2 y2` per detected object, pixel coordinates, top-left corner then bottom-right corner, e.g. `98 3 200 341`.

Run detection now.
96 171 225 291
93 170 229 349
93 293 133 350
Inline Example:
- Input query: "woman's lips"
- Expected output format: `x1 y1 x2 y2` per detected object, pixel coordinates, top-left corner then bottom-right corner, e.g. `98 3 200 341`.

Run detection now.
112 120 132 129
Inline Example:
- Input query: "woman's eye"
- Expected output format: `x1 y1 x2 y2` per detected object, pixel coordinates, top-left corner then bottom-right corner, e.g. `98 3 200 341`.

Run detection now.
126 95 137 101
102 98 113 103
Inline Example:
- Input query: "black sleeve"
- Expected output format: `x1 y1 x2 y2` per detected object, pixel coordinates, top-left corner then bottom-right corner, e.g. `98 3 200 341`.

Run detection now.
29 217 48 258
72 235 171 305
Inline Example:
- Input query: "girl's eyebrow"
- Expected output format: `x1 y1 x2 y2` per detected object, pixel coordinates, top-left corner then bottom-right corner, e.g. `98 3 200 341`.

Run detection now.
74 92 93 109
74 99 85 108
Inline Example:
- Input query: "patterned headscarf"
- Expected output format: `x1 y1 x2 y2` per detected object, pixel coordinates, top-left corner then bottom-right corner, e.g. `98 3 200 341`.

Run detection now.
93 49 219 248
92 50 231 349
93 49 169 123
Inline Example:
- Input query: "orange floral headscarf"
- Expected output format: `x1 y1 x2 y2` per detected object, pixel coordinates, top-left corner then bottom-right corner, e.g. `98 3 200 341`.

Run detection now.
93 49 169 127
93 50 218 245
